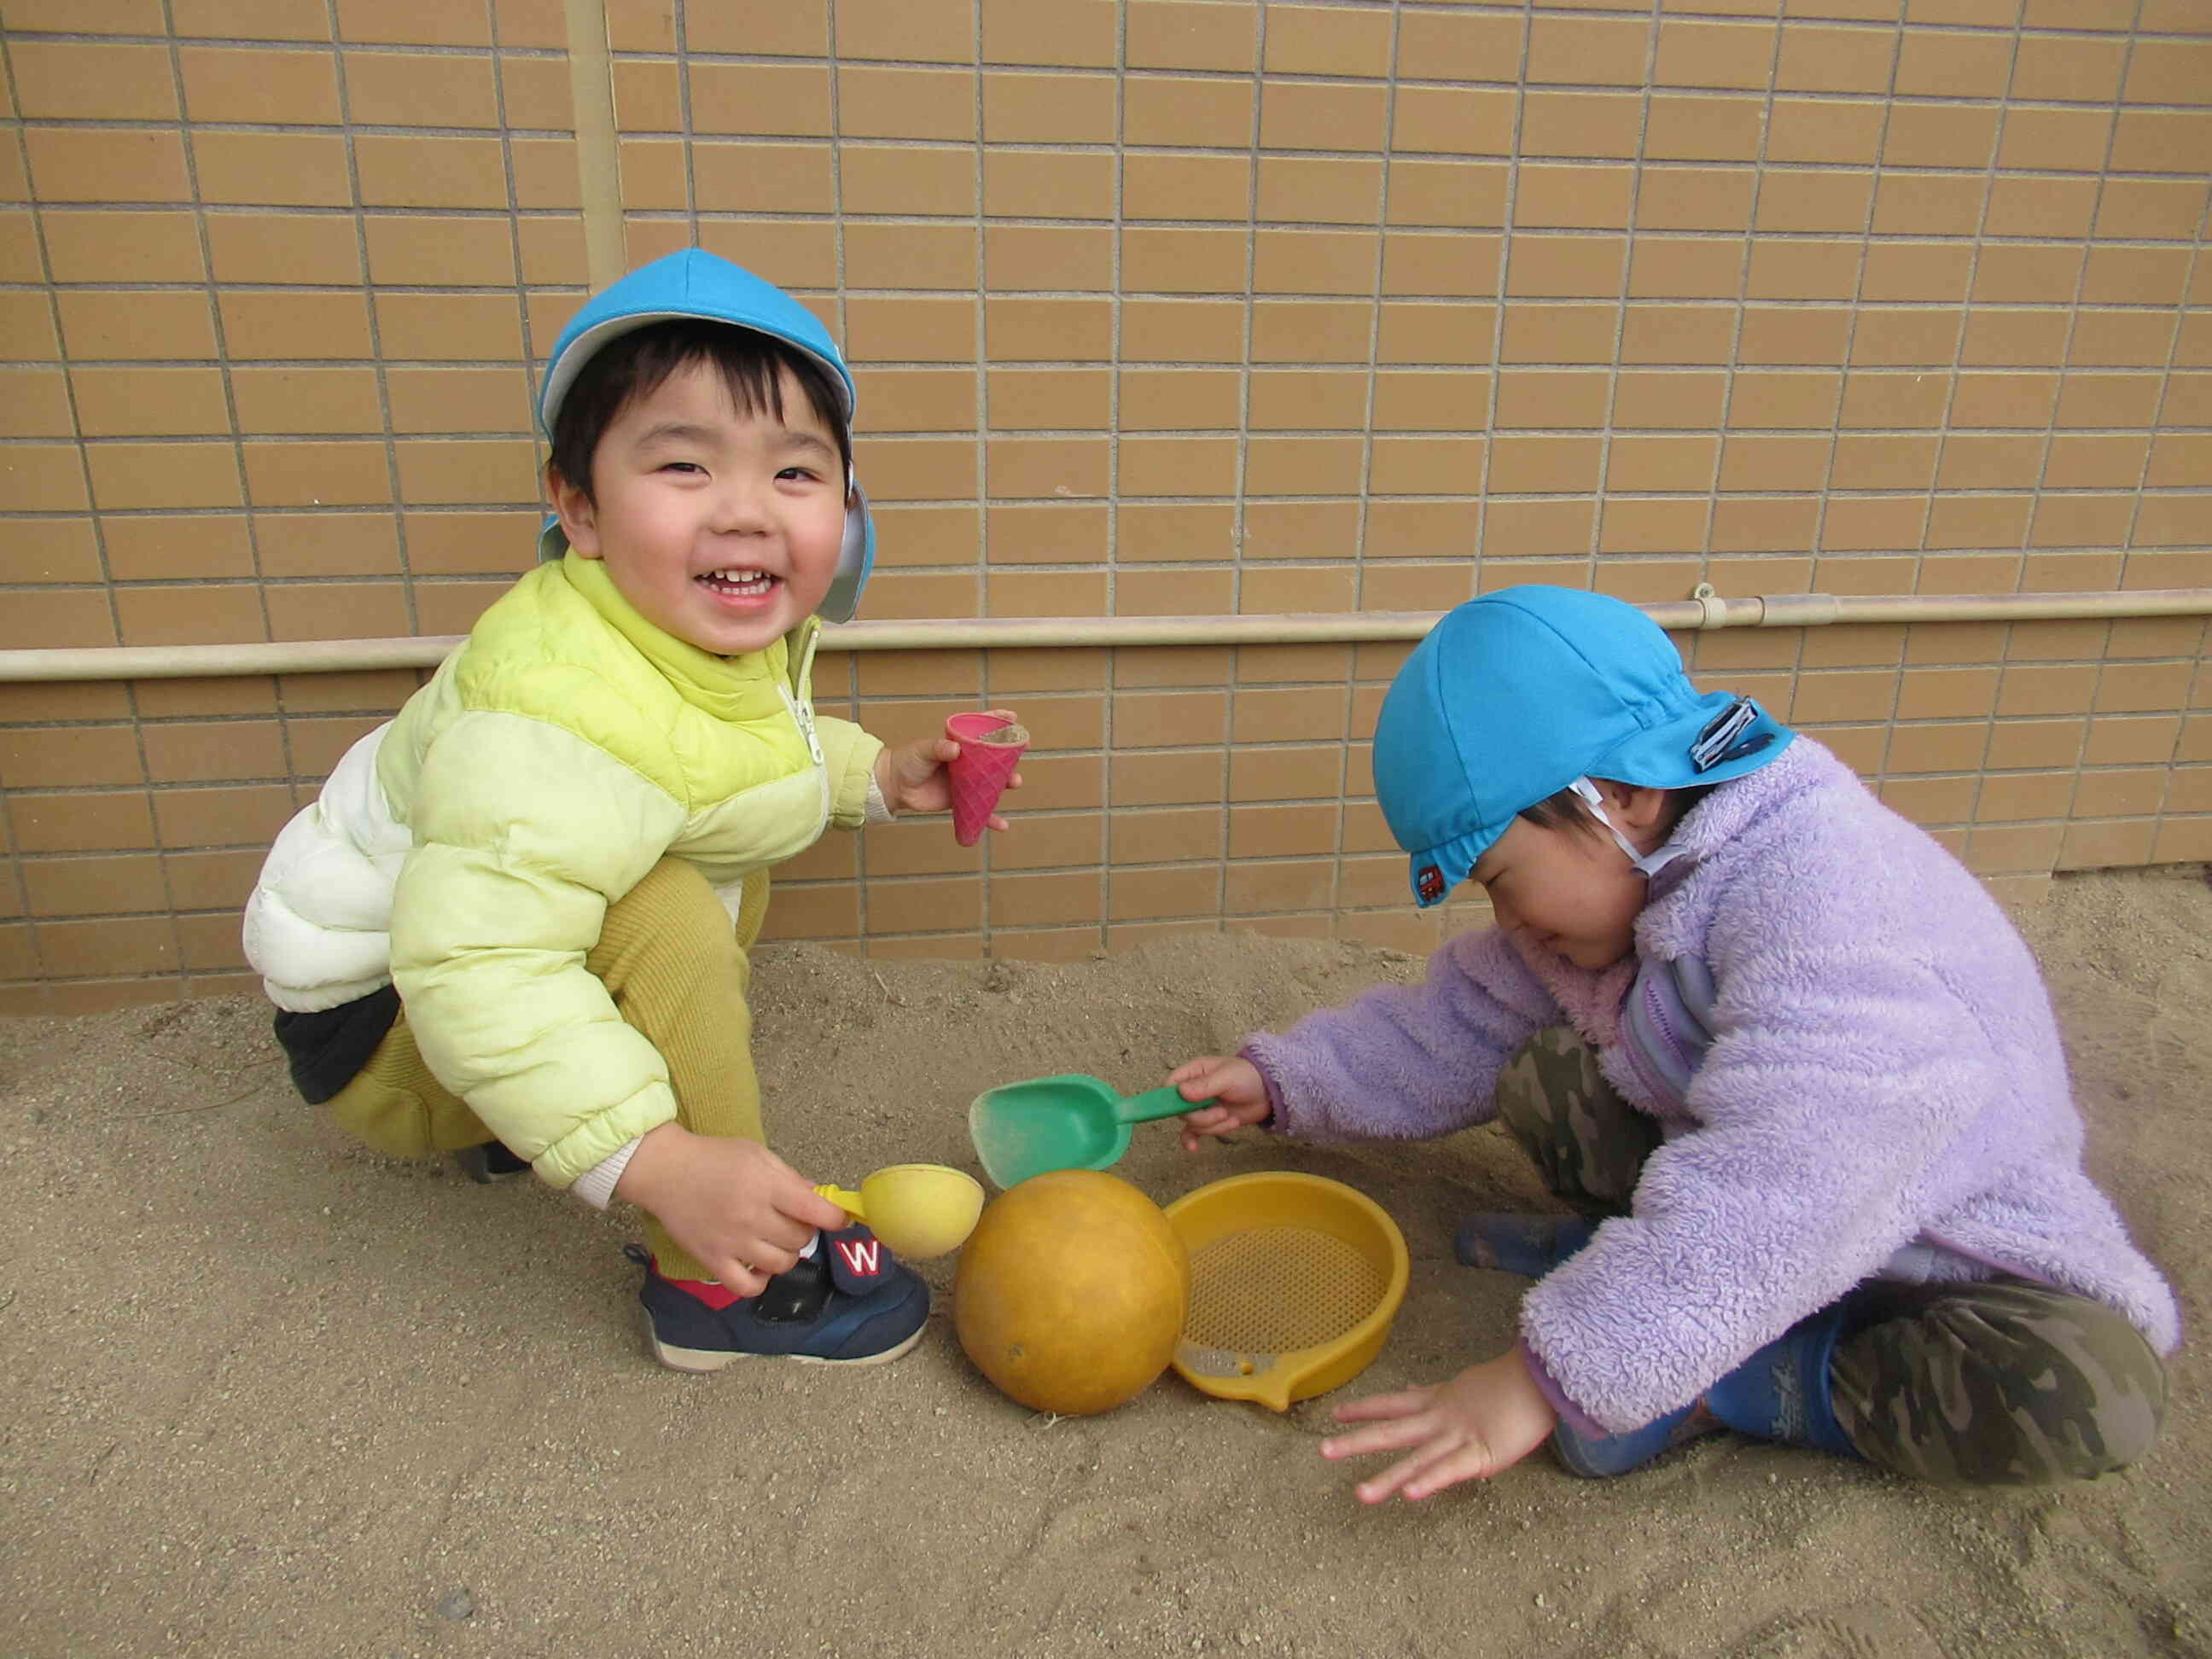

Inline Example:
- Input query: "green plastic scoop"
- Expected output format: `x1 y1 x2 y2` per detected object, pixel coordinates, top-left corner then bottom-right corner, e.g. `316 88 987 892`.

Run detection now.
968 1074 1211 1190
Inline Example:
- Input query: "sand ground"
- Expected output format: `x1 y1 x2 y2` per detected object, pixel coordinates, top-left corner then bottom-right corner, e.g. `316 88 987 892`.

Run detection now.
3 866 2205 1659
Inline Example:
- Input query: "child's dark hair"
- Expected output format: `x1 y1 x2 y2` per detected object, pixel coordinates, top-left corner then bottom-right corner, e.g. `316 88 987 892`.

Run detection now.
547 318 851 504
1521 781 1714 836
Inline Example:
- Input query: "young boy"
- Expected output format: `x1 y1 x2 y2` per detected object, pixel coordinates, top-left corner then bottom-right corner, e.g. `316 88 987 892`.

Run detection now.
243 250 1016 1369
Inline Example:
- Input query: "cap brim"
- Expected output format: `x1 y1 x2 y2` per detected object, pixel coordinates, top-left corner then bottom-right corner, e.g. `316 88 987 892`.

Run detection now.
537 310 855 440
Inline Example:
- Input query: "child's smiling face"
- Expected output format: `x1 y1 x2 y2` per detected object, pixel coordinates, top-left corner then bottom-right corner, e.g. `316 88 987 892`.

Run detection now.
550 358 848 657
1468 809 1650 970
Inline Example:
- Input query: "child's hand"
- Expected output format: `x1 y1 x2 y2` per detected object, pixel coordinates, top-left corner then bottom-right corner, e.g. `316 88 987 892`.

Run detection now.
1167 1055 1271 1151
1320 1348 1559 1502
874 712 1024 830
613 1123 847 1296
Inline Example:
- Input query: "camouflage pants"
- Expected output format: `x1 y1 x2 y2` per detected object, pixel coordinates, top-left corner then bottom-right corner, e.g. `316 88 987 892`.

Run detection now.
1493 1027 2168 1486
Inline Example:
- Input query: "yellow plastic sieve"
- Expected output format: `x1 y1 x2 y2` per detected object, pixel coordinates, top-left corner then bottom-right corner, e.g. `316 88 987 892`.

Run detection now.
1162 1172 1410 1412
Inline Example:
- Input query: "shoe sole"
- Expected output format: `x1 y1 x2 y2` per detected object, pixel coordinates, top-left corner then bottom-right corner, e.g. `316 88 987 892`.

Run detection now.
637 1307 926 1372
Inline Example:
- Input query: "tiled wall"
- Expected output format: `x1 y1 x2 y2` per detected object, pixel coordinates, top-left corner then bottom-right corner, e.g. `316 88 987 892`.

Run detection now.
1 0 2207 1012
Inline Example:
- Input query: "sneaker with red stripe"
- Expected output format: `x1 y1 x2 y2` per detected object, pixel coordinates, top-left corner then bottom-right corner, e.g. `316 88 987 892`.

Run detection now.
626 1225 928 1369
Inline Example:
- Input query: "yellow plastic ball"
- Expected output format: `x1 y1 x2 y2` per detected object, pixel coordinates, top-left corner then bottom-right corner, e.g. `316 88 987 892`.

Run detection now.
953 1169 1190 1416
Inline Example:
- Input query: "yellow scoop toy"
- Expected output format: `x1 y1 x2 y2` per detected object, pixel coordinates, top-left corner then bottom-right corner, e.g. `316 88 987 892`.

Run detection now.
813 1163 986 1260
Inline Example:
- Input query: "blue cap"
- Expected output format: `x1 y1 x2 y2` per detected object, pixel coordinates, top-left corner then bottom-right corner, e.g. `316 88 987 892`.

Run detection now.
533 249 875 624
1373 585 1795 908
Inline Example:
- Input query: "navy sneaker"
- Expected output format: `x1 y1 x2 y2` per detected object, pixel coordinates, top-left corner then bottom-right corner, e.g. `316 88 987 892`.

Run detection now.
1452 1213 1600 1278
453 1140 532 1183
626 1226 928 1371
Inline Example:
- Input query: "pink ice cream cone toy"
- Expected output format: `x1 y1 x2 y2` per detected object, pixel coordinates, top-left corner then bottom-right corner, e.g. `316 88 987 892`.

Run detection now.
944 711 1028 847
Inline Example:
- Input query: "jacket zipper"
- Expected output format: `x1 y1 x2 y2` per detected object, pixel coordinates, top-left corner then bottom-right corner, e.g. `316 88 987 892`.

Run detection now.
778 628 830 827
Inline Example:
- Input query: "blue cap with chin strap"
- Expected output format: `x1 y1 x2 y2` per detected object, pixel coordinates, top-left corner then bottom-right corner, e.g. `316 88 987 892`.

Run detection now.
1373 585 1796 908
533 248 875 624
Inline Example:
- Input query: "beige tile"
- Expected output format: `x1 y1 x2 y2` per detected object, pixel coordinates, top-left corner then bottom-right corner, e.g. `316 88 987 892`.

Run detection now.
69 367 235 439
254 512 404 577
1115 369 1240 433
204 214 363 286
1120 228 1249 298
219 292 375 362
0 366 71 439
0 296 61 364
1242 500 1361 561
1375 369 1492 432
836 67 978 143
982 72 1117 145
352 136 509 210
1251 301 1370 365
1755 170 1872 235
1257 157 1384 226
363 218 517 288
6 0 166 29
1120 153 1250 224
12 41 178 120
1126 2 1257 73
1246 437 1363 497
829 144 970 216
844 223 976 294
1114 504 1236 563
1261 81 1389 153
264 581 411 643
1386 160 1510 230
990 0 1123 68
1248 370 1367 433
2004 108 2118 174
1653 17 1774 88
1396 9 1522 79
32 919 181 981
1505 236 1625 300
1254 230 1380 299
242 439 393 509
1645 94 1767 165
86 443 242 512
385 367 532 436
99 516 253 584
39 211 201 287
688 62 832 137
29 130 189 207
192 132 353 207
180 45 340 123
1365 436 1481 497
1517 92 1643 163
1117 436 1238 498
985 224 1111 294
225 367 378 436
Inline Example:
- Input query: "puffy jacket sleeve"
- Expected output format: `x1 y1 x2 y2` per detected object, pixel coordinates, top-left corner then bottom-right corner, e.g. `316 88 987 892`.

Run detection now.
387 708 689 1187
813 713 882 830
1248 926 1563 1141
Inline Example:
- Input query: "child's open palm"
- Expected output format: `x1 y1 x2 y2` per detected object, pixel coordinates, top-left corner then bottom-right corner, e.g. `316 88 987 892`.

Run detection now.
1322 1348 1559 1501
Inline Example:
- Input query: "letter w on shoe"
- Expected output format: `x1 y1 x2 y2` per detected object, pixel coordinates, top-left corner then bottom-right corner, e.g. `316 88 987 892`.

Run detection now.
834 1235 882 1278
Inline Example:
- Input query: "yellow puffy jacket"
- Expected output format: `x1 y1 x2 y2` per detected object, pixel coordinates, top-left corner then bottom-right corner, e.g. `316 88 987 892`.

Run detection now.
242 552 882 1185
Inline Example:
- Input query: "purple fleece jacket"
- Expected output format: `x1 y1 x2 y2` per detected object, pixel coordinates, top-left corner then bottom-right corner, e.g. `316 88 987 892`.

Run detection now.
1246 737 2180 1434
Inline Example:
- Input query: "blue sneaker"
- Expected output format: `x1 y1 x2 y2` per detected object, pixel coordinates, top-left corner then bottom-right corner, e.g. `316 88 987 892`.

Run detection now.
627 1226 928 1370
1551 1403 1717 1477
1453 1213 1600 1278
1551 1302 1860 1477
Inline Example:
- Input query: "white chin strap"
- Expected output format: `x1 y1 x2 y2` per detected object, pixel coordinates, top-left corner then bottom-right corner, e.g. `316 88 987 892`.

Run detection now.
1567 777 1673 876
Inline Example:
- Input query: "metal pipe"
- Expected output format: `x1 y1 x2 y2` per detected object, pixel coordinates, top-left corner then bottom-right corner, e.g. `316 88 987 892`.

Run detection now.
2 589 2208 683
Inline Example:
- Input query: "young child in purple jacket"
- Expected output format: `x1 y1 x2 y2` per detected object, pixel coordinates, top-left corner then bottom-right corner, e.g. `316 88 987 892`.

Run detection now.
1170 585 2177 1498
